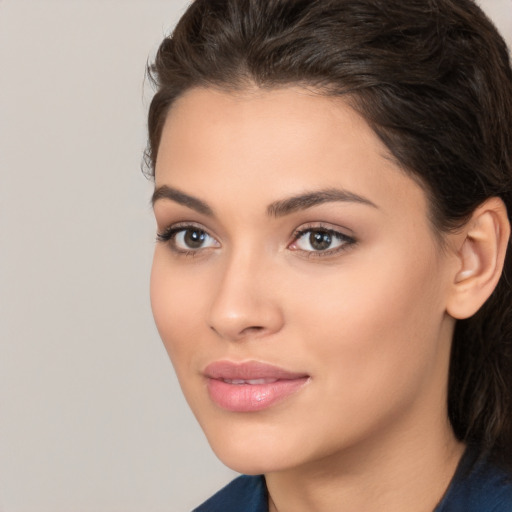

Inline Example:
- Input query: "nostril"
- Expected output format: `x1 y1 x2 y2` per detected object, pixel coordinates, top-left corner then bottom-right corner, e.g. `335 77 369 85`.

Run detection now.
241 326 264 335
209 323 265 339
207 290 285 340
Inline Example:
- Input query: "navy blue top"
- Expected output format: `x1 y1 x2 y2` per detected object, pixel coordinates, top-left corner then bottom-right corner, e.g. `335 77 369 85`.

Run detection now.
193 447 512 511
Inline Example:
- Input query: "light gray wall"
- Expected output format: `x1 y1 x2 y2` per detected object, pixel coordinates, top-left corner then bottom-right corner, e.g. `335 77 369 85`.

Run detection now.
0 2 235 511
0 1 510 511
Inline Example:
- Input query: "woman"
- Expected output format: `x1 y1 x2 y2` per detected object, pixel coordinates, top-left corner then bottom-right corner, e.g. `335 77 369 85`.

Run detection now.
146 0 512 510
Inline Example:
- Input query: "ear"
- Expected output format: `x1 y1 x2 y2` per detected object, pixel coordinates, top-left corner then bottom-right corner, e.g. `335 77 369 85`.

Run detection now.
446 197 510 320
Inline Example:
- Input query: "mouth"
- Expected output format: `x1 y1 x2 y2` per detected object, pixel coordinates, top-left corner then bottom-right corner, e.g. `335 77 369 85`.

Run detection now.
204 360 310 412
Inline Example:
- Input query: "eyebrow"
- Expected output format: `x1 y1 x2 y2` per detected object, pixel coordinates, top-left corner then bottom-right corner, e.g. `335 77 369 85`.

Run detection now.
152 185 377 218
151 185 214 216
267 188 377 217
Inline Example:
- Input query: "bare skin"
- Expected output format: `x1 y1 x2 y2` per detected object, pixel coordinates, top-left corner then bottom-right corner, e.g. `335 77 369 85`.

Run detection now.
149 86 508 511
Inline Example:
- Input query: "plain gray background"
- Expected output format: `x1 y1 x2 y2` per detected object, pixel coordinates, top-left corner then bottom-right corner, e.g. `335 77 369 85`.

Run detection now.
0 1 510 511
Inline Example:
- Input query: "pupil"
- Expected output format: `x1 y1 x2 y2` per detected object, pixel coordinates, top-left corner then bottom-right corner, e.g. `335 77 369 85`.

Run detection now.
310 231 331 251
184 229 206 249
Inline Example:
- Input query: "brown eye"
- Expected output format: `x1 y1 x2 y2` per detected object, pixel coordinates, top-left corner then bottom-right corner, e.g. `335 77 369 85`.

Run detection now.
290 227 355 255
309 230 332 251
183 229 209 249
157 225 220 253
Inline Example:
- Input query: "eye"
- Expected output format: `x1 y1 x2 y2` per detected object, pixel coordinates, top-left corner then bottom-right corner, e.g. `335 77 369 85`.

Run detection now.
289 226 355 255
157 224 219 253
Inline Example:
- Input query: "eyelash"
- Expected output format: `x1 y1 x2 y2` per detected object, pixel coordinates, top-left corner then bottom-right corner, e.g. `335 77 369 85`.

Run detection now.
289 225 356 258
156 223 217 256
156 223 356 258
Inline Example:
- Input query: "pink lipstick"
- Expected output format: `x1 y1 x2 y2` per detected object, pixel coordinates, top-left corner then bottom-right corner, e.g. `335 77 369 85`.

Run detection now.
204 361 309 412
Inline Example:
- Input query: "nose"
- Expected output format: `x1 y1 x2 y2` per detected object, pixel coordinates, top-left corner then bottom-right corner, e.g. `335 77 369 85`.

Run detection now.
207 251 285 341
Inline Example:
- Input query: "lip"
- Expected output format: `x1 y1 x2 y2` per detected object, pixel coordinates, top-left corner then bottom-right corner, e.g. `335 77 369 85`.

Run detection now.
204 360 310 412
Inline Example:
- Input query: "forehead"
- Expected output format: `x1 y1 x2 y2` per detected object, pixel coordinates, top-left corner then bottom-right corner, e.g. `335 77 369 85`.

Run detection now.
155 86 430 227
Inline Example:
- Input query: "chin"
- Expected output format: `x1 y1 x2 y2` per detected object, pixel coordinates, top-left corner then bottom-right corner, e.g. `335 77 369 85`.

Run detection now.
211 443 291 475
198 415 303 475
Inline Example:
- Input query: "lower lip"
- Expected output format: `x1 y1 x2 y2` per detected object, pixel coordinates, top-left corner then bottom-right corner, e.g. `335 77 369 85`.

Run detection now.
207 377 309 412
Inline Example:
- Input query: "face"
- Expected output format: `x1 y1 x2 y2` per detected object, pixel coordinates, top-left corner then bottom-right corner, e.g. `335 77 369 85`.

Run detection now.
150 87 458 475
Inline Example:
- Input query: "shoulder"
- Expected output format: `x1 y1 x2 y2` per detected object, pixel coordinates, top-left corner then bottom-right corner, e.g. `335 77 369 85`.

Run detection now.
436 447 512 512
192 475 268 512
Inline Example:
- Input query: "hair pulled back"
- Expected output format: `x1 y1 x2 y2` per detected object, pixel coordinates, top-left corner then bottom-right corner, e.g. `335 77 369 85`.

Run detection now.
146 0 512 465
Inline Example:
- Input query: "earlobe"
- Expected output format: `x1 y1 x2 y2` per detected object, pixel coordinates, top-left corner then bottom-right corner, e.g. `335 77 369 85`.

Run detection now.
447 197 510 320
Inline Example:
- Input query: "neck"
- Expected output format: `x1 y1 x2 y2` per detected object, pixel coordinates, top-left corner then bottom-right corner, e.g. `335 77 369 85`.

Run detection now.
266 410 464 512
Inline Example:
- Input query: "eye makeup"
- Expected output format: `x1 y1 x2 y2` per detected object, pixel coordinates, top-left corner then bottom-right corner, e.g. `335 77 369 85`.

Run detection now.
288 225 357 258
156 222 220 255
156 220 357 260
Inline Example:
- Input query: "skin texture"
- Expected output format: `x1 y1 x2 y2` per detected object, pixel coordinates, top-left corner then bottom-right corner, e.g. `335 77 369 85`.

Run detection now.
150 87 482 511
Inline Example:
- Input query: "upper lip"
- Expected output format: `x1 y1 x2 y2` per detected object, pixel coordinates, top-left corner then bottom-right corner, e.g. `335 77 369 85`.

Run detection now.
204 360 309 380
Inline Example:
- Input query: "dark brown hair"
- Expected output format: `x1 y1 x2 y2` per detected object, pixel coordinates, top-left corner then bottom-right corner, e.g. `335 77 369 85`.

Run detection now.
145 0 512 464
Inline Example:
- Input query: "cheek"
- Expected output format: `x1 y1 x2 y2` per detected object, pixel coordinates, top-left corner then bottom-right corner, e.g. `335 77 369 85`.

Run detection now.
289 244 447 401
150 250 207 365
